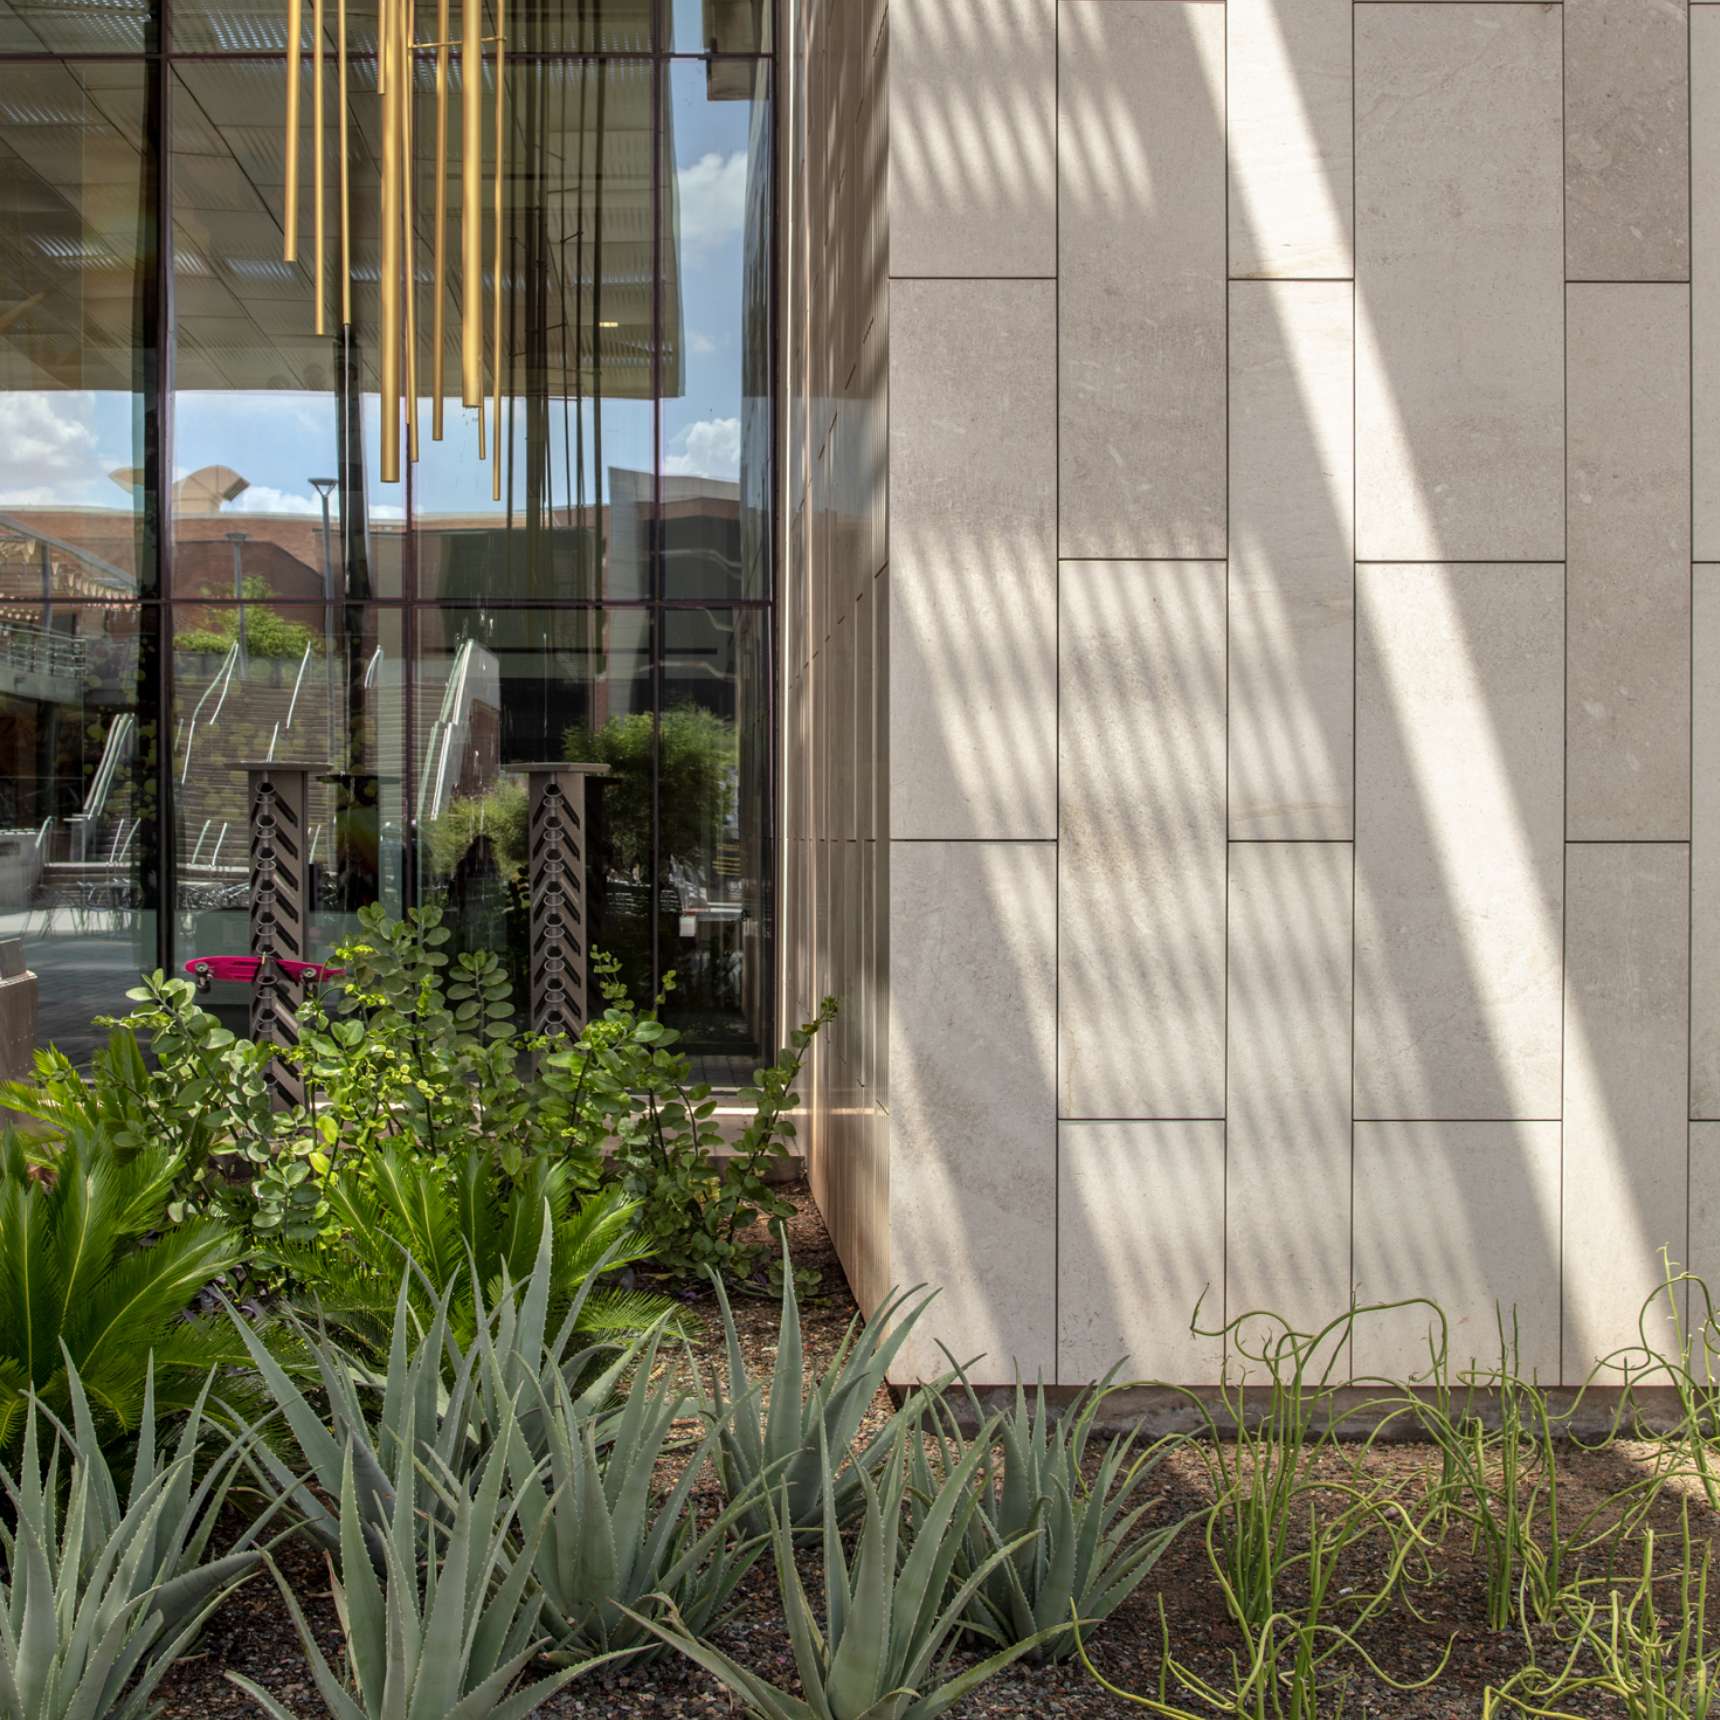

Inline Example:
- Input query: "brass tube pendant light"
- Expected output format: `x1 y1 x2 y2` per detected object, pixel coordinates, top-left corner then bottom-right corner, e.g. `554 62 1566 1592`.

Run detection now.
312 0 324 332
400 0 419 465
461 0 482 409
379 0 400 482
285 0 503 486
490 0 504 502
337 0 349 323
430 0 448 439
284 0 301 259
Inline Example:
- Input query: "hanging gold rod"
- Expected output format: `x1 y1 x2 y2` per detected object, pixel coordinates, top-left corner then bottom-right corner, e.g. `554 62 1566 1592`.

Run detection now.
378 0 400 482
284 0 301 259
400 0 419 465
430 0 448 440
490 0 505 503
283 0 504 485
312 0 324 333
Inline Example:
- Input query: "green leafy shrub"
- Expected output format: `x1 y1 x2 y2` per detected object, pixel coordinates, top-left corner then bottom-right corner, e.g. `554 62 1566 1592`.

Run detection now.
296 910 834 1284
0 1129 257 1450
707 1240 934 1535
423 778 529 885
0 972 277 1233
177 579 323 661
422 700 739 891
635 1422 1064 1719
0 1378 262 1719
548 957 836 1283
292 904 587 1189
7 904 830 1292
912 1370 1184 1663
511 1327 766 1664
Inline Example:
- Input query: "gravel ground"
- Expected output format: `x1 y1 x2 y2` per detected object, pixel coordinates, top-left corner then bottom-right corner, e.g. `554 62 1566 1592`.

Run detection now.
159 1187 1706 1717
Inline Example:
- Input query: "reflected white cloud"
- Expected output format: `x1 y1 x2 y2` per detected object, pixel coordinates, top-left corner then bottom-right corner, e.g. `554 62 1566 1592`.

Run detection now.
676 150 749 251
231 484 323 516
665 415 741 480
0 390 114 504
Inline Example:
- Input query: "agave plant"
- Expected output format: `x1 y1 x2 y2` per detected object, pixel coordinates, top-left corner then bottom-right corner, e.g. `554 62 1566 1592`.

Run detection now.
912 1368 1184 1662
0 1127 262 1453
228 1225 646 1563
229 1410 596 1720
57 1353 282 1621
507 1327 766 1663
0 1371 264 1720
282 1142 673 1351
707 1241 936 1532
635 1423 1064 1719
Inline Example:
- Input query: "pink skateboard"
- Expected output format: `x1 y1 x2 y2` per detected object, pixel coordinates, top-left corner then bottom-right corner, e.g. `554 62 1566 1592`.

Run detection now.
184 956 344 992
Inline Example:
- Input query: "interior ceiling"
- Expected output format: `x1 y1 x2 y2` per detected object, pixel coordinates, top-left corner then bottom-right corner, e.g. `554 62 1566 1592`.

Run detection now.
0 33 682 401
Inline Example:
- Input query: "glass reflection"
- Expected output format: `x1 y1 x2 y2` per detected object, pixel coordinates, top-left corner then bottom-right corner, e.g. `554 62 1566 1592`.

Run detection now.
0 0 153 56
0 4 776 1076
0 63 151 592
171 59 401 599
0 603 156 1060
416 606 652 1004
660 58 770 599
656 605 767 1051
170 602 403 1030
412 58 654 602
172 0 655 55
672 0 769 54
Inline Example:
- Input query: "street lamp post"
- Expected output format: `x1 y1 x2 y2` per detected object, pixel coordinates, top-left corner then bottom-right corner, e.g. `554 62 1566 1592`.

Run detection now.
309 477 340 768
308 478 338 623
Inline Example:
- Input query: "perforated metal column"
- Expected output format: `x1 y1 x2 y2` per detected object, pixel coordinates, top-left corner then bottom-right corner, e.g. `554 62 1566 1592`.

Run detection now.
245 762 311 1107
520 762 610 1040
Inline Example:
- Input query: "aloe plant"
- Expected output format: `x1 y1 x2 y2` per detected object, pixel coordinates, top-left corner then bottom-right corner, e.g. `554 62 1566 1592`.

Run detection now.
229 1406 595 1720
707 1242 936 1532
58 1354 280 1629
914 1369 1184 1662
228 1225 645 1564
508 1328 766 1663
634 1423 1064 1720
0 1373 263 1720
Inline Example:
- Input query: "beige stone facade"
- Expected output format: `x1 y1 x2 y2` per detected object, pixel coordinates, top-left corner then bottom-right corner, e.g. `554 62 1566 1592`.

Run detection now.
783 0 1706 1387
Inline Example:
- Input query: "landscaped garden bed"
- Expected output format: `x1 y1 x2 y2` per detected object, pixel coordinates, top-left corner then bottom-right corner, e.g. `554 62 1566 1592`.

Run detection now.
150 1179 1720 1718
4 910 1719 1718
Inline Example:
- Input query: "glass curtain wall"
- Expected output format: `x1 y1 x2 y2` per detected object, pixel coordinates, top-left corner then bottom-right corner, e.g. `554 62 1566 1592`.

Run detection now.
0 0 774 1066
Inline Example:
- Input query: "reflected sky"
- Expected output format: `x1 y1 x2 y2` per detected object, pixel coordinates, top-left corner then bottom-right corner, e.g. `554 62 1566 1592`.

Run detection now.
0 58 765 522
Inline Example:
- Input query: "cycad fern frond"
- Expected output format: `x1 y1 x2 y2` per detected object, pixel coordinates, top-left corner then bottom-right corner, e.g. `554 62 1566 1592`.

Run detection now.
294 1145 666 1352
551 1177 655 1282
0 1129 258 1451
575 1287 681 1339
